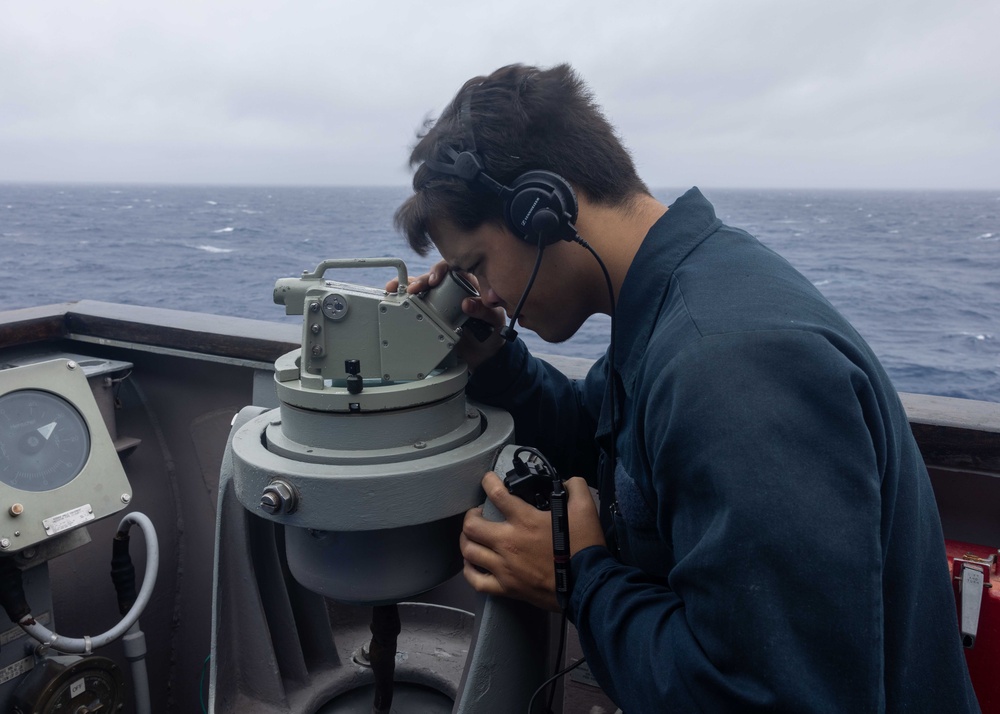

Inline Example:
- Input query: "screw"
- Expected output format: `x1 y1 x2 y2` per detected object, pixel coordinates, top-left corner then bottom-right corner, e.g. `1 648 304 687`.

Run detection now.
414 441 426 449
0 539 9 550
380 306 387 313
259 492 281 514
310 324 321 334
312 346 322 356
121 494 131 504
67 361 77 370
309 301 320 312
9 504 23 517
416 314 424 321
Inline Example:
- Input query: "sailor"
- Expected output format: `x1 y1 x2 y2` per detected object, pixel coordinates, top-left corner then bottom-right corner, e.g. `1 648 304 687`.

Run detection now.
392 63 980 712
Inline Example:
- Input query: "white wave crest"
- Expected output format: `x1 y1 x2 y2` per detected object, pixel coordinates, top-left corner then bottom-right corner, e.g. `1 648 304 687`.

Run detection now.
213 227 235 233
955 331 993 341
196 245 234 254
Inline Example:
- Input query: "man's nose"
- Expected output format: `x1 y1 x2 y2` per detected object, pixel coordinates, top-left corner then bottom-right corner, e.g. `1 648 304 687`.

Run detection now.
481 286 503 308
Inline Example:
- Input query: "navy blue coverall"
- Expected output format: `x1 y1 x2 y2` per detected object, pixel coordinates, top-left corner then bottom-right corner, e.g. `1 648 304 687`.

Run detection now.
468 188 979 712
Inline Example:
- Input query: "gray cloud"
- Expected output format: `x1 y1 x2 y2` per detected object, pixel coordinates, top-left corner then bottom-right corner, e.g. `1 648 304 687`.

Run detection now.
2 0 997 189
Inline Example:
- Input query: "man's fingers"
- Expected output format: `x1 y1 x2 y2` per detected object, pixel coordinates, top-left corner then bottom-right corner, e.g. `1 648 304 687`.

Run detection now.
479 471 523 519
405 259 452 294
563 476 607 555
459 529 501 574
462 559 504 595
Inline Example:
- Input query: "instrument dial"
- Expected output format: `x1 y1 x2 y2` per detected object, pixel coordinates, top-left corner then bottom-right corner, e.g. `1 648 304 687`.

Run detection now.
0 389 91 492
12 655 126 714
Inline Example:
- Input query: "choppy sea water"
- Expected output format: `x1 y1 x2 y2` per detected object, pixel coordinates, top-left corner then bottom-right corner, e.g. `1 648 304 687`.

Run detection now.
1 183 997 402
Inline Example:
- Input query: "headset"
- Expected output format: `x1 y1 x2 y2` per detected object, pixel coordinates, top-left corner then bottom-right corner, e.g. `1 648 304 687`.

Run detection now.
422 94 579 248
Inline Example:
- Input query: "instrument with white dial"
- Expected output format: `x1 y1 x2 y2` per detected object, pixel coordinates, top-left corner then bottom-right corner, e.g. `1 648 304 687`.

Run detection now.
0 389 91 493
0 359 132 553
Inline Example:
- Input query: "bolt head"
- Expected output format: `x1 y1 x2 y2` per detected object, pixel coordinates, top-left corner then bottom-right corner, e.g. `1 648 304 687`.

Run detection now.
121 494 131 504
0 539 10 549
259 493 281 514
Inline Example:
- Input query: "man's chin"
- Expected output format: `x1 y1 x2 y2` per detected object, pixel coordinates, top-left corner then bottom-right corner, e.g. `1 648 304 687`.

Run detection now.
530 322 578 345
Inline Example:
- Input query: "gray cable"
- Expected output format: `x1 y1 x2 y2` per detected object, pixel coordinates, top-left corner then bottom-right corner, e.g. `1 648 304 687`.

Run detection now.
123 622 152 714
18 511 159 654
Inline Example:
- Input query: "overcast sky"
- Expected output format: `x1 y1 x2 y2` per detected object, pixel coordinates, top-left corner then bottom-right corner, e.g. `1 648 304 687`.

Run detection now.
2 0 997 190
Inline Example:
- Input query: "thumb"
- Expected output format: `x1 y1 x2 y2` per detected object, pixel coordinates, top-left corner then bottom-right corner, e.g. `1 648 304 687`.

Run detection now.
564 476 597 509
564 477 606 554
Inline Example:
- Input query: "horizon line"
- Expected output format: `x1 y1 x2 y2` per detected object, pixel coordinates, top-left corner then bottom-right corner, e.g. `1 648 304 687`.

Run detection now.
2 179 999 193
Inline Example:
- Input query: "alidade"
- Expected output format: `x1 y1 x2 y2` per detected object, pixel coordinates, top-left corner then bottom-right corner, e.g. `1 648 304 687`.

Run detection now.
273 257 479 388
210 258 558 714
229 258 513 603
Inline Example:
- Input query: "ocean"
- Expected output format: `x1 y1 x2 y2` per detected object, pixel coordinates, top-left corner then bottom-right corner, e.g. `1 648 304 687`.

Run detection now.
1 183 998 403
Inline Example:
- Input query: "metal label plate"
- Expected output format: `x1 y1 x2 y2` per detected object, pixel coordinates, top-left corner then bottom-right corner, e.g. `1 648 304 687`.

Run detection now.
42 504 94 536
0 656 34 685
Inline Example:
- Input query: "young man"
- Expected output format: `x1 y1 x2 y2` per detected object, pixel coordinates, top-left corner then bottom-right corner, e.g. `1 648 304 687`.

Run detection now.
393 63 979 712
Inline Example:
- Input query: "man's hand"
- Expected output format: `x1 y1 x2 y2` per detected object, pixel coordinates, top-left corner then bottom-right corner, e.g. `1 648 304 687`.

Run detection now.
386 260 507 371
460 472 606 612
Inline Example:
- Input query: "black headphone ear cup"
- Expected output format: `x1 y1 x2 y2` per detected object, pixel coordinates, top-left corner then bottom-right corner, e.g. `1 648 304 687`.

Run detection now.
504 171 578 246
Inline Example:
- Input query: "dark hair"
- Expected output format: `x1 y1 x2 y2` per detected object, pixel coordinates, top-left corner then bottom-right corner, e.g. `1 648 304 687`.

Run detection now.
394 63 650 255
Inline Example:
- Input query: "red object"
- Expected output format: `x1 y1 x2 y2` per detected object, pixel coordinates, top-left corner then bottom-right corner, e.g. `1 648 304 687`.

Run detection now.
946 539 1000 713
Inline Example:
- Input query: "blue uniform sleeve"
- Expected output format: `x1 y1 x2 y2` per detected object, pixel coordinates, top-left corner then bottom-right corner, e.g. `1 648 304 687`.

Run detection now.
569 329 892 712
467 338 604 482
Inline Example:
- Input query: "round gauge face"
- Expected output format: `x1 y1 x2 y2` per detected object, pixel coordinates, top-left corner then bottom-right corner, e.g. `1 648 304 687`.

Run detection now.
46 665 124 712
0 389 91 492
12 656 125 714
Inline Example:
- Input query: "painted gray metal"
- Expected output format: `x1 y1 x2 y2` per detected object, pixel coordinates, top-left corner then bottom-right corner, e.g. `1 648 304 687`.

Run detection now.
230 403 512 531
272 390 475 455
453 445 553 713
211 260 551 711
212 410 552 713
284 514 466 604
272 258 476 387
274 350 471 413
0 359 132 553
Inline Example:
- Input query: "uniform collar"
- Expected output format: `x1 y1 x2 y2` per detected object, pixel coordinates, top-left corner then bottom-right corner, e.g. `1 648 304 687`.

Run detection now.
612 187 721 386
